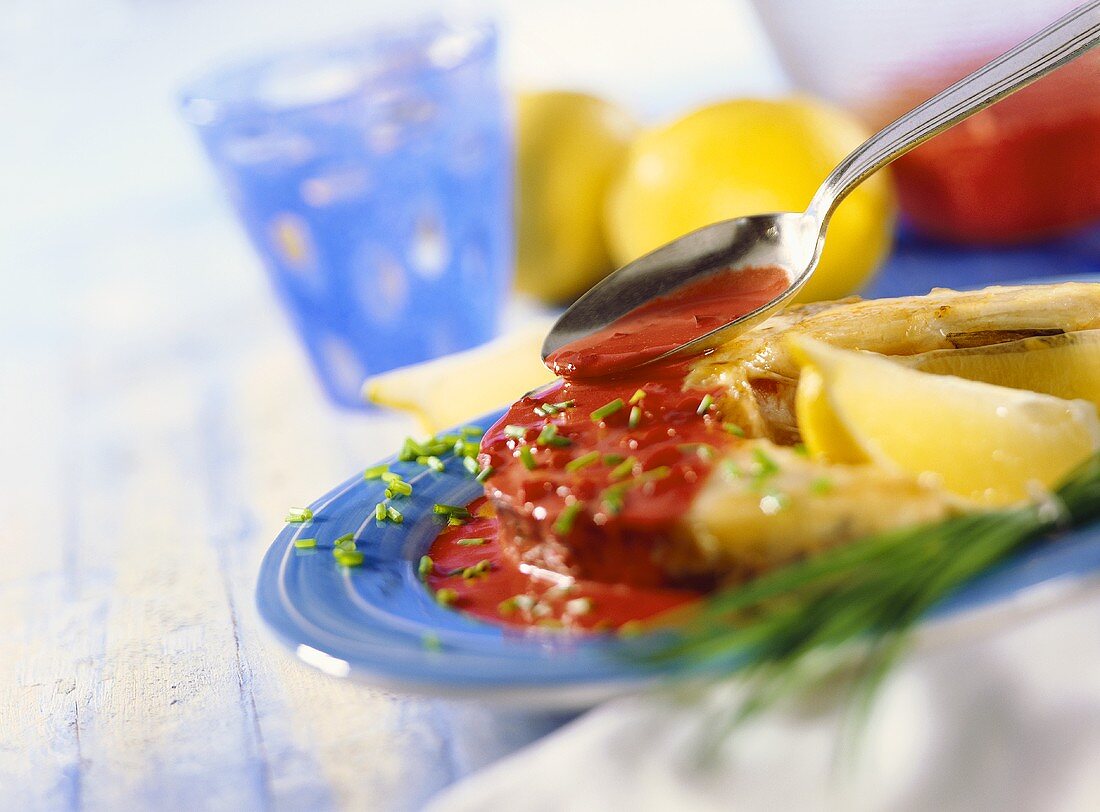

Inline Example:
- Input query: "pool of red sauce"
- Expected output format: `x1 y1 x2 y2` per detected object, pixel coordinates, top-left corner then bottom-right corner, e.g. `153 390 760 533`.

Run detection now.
426 265 788 632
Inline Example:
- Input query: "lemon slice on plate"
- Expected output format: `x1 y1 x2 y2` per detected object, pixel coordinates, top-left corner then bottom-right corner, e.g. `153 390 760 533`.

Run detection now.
901 329 1100 411
790 335 1100 506
364 319 557 434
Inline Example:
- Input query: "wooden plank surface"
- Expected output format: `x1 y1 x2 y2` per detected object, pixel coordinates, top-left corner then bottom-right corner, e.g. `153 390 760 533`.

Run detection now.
0 273 563 811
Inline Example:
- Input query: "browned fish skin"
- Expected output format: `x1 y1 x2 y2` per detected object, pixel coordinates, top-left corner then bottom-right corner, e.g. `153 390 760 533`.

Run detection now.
688 283 1100 443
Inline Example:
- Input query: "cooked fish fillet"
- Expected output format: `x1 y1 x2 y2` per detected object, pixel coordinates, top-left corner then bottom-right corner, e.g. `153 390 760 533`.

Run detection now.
688 282 1100 444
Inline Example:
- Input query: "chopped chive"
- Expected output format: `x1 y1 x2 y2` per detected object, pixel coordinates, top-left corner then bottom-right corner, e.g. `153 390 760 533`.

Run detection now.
553 501 585 535
629 389 647 405
457 537 488 546
590 398 624 422
433 503 471 518
552 400 576 410
375 502 387 521
722 422 746 437
381 471 403 484
565 451 601 472
462 456 480 475
610 456 637 480
386 479 412 497
696 394 715 415
603 453 626 465
475 465 495 483
533 406 548 418
333 549 364 567
386 505 404 524
461 426 484 437
435 588 458 607
454 439 479 458
293 537 317 549
504 425 528 440
363 464 389 480
497 596 518 615
335 533 356 551
628 405 642 429
793 443 810 458
398 437 422 461
461 560 493 579
519 445 538 471
447 516 467 527
810 476 834 495
537 423 572 447
418 555 434 580
417 455 445 472
723 460 743 479
285 507 313 523
638 465 671 482
601 483 627 515
751 447 780 478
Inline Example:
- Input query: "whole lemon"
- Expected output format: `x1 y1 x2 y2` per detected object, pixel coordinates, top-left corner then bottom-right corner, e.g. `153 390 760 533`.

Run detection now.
515 91 638 303
604 98 896 303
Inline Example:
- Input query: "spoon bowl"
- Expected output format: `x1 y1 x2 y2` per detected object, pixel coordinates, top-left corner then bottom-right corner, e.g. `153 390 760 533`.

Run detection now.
543 1 1099 375
540 211 821 365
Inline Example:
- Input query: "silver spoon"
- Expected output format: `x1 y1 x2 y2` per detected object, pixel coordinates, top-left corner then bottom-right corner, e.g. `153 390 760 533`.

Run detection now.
543 1 1100 375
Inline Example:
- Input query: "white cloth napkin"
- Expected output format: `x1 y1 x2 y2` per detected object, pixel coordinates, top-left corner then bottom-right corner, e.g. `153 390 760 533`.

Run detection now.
428 580 1100 812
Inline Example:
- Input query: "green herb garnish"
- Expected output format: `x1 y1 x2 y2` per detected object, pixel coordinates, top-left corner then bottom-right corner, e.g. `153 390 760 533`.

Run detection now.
590 399 624 422
537 423 572 447
475 466 495 483
628 405 642 429
293 537 317 549
722 423 746 437
610 456 638 481
566 451 601 472
333 549 364 567
386 505 404 524
629 389 647 405
696 394 714 415
433 503 471 519
553 501 585 535
504 425 528 441
519 445 538 471
363 464 389 480
457 537 488 546
434 588 458 606
417 555 434 580
385 479 412 498
285 507 313 523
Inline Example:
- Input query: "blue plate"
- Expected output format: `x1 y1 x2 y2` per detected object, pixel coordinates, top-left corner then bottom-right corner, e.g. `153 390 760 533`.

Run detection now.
256 408 1100 708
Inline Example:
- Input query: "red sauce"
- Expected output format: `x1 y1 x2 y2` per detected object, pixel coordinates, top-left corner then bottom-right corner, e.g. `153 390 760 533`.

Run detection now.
872 53 1100 244
425 265 791 631
426 498 698 632
546 265 791 379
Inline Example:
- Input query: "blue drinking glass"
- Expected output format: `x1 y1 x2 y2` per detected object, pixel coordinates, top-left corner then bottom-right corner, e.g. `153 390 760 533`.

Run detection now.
181 21 511 408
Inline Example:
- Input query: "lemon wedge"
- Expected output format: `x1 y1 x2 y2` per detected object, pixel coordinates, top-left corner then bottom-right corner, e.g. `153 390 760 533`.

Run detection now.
901 330 1100 412
790 335 1100 506
363 319 557 434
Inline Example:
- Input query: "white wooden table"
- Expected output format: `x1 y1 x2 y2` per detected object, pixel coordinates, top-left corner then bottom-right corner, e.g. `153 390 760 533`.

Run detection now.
0 188 586 808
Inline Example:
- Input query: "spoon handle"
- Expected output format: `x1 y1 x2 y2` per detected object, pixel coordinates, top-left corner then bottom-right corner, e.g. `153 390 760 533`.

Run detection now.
807 0 1100 225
